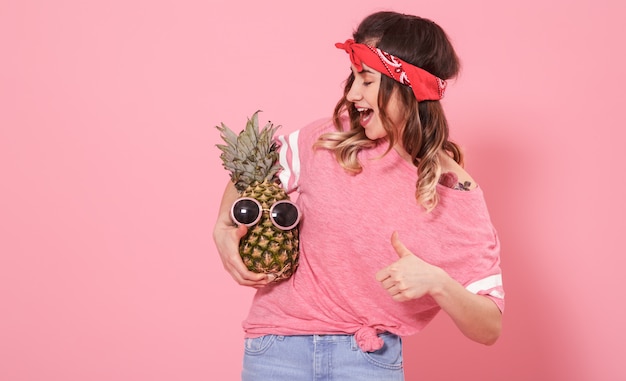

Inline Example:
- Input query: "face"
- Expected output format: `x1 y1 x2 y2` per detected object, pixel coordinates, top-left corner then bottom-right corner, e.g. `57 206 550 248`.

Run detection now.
346 63 405 141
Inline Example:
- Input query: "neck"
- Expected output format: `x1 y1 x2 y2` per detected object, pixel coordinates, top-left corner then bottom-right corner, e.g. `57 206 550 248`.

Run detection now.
393 144 415 166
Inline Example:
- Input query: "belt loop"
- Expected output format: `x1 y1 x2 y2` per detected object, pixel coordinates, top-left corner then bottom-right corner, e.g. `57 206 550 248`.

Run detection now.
350 334 359 351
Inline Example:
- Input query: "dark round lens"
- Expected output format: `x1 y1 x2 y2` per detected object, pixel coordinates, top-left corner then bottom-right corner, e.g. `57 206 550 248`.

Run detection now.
270 202 299 228
232 199 260 225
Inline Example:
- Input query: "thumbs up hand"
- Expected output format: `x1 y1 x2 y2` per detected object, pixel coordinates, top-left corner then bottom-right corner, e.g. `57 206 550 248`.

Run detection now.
375 231 447 302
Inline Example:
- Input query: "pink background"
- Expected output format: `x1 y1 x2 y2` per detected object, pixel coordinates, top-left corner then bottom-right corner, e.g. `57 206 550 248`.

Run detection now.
1 1 624 380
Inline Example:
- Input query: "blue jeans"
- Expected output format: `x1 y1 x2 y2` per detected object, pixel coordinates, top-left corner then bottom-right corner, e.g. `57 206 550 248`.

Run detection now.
242 333 404 381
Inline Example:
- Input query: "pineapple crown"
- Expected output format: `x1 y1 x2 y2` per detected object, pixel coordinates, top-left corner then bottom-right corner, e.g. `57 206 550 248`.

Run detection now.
216 111 283 192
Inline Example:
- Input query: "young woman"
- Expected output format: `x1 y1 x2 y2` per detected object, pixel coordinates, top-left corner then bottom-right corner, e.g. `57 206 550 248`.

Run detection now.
213 11 504 381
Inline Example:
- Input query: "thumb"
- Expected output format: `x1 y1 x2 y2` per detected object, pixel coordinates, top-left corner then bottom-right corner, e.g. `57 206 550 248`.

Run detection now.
391 231 412 258
235 223 248 239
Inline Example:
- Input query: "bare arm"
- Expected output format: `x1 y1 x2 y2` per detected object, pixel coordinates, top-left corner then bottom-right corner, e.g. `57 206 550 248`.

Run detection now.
213 181 272 288
375 231 502 345
428 269 501 345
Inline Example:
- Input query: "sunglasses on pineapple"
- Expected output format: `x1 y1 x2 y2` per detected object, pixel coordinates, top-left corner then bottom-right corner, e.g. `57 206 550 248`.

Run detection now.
231 197 301 230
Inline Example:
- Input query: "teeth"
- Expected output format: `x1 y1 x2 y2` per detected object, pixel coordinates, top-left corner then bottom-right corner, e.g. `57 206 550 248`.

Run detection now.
357 107 368 112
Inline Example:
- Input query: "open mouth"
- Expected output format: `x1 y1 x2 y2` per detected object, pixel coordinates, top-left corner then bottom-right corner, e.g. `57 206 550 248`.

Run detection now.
356 107 374 126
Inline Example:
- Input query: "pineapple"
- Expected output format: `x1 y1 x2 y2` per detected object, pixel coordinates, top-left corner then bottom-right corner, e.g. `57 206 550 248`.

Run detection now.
216 111 299 281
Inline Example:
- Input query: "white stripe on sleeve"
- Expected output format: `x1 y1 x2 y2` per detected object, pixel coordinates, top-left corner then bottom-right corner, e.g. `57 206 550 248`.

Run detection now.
278 130 300 190
466 274 504 299
288 130 301 189
278 135 291 188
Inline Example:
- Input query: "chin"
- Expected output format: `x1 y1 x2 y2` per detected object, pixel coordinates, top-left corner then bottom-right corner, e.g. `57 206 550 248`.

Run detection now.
364 129 387 141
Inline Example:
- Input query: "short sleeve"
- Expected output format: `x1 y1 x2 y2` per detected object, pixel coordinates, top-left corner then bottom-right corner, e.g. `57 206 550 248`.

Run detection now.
463 226 505 312
276 118 334 194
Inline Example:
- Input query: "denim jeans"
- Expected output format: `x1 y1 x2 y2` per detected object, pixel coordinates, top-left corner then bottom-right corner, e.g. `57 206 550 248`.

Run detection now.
242 333 404 381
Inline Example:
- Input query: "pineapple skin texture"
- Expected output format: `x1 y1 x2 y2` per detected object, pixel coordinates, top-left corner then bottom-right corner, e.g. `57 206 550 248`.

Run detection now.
239 180 299 281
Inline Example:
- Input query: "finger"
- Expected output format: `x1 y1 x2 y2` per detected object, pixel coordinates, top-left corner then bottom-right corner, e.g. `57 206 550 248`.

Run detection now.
385 284 405 299
375 268 390 282
224 253 267 285
377 271 400 294
237 266 268 283
234 223 248 239
391 231 412 258
380 278 395 290
246 273 280 288
233 271 269 288
242 272 268 283
392 293 409 302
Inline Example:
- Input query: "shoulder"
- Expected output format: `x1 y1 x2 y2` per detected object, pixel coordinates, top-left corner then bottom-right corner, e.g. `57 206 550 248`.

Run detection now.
275 117 337 168
277 117 336 145
438 150 478 191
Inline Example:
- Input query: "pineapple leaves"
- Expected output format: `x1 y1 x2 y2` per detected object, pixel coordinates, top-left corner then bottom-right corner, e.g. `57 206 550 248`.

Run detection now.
216 111 283 192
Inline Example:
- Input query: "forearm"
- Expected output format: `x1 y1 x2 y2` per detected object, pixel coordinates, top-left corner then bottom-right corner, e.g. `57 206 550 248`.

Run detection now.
431 272 502 345
378 232 503 345
214 181 239 228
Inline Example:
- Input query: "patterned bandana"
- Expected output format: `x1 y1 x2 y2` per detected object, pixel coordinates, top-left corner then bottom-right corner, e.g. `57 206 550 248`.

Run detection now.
335 39 447 102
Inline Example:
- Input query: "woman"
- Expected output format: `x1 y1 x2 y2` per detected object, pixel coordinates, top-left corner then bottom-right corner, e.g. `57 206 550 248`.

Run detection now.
213 11 504 380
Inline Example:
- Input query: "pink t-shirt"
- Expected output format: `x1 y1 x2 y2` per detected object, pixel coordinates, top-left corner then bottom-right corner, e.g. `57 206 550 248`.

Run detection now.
242 118 504 351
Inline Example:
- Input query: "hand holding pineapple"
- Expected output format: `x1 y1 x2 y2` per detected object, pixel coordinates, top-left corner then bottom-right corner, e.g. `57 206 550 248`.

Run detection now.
213 182 272 287
215 111 300 283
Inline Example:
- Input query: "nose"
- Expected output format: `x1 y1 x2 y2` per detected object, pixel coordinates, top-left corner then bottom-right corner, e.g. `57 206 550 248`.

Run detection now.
346 83 362 102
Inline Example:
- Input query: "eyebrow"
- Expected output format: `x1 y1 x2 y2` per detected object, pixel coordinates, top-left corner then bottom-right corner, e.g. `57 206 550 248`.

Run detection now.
351 66 377 75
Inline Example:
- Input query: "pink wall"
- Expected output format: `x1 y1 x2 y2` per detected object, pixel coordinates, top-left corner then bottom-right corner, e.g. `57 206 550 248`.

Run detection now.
1 1 624 380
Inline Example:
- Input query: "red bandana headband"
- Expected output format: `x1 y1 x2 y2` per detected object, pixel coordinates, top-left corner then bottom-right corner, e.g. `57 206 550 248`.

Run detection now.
335 39 447 102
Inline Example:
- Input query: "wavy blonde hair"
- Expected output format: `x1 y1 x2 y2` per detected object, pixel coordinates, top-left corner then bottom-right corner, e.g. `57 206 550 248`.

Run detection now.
314 12 463 212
